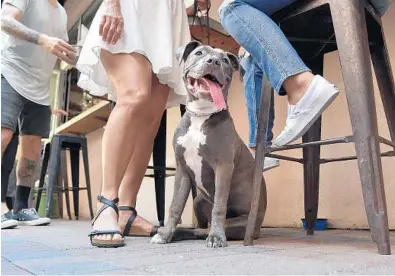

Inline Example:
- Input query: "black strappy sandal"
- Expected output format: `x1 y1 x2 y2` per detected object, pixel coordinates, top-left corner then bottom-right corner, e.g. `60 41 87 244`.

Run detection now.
89 196 125 248
119 206 159 237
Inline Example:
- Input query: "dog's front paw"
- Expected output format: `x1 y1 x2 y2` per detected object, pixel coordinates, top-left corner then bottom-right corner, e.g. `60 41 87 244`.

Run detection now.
150 232 173 244
206 232 227 248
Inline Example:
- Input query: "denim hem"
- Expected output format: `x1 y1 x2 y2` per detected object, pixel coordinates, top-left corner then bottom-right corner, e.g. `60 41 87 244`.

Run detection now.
274 67 312 93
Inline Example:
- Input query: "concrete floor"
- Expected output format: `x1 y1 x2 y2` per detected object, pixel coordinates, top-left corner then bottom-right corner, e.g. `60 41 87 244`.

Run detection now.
1 220 395 275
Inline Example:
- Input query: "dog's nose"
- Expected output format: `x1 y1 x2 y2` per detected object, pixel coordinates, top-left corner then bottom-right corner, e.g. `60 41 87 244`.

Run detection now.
206 58 220 66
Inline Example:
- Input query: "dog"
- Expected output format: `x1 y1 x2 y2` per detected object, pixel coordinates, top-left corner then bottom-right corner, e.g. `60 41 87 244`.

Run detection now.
150 41 267 248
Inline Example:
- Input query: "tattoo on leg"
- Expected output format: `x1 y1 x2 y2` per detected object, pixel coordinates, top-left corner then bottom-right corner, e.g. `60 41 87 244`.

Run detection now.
17 158 37 187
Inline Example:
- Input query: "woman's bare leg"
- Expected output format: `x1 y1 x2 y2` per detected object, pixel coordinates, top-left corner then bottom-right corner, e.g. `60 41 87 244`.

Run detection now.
118 78 170 235
92 51 156 242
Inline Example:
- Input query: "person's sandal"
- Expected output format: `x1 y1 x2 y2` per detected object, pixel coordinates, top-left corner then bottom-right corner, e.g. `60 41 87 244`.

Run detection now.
119 206 159 237
89 196 125 248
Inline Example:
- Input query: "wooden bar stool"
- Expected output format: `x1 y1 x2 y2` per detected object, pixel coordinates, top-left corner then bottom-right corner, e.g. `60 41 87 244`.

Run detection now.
245 0 394 255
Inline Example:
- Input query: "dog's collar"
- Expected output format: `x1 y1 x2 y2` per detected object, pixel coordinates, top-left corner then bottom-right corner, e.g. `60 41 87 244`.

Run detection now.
186 106 227 117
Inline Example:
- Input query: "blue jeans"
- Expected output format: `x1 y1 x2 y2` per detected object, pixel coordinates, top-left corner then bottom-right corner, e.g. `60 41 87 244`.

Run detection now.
219 0 310 93
240 55 275 147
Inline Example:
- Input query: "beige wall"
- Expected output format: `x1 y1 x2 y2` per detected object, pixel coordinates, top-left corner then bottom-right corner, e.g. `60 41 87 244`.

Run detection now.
73 3 395 230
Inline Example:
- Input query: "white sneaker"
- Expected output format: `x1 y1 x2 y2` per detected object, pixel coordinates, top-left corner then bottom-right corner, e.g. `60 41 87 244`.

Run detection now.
274 75 339 146
252 152 280 172
1 212 18 229
263 157 280 172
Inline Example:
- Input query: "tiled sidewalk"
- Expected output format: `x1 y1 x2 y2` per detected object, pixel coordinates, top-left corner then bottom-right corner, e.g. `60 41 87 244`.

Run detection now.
1 220 394 275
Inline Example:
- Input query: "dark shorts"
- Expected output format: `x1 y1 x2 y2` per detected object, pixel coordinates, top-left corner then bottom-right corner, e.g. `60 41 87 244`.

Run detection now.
1 75 51 138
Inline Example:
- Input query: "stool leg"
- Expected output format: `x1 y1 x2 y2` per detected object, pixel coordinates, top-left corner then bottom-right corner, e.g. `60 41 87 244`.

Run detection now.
180 104 186 117
244 77 271 246
303 118 322 235
45 137 61 218
36 143 50 211
330 0 391 255
56 159 64 219
302 56 324 235
153 110 167 227
70 148 80 220
81 138 94 220
61 151 72 220
370 29 395 144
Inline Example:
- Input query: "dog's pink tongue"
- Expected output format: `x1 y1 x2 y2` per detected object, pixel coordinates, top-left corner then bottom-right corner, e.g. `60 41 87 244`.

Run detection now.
200 78 226 110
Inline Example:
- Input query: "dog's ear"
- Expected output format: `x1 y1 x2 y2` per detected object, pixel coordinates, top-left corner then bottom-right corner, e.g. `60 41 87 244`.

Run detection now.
176 41 202 64
226 52 240 72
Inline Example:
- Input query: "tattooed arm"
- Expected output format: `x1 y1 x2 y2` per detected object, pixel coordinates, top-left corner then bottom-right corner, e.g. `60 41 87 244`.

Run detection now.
1 3 77 64
1 4 42 44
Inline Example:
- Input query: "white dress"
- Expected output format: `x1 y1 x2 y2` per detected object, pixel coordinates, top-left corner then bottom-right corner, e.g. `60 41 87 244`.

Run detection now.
76 0 191 108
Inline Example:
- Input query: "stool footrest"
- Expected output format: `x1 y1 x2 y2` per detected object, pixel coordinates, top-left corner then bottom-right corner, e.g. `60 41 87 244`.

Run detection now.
268 135 354 153
36 187 87 192
268 135 393 154
49 187 88 192
147 166 176 172
144 173 176 178
267 150 394 165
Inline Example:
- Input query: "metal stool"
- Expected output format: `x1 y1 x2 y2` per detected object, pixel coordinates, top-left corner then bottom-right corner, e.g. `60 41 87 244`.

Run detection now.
245 0 394 255
37 134 94 220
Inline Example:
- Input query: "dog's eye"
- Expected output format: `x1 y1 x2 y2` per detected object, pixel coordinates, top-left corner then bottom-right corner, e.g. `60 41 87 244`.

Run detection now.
195 51 203 56
222 58 229 64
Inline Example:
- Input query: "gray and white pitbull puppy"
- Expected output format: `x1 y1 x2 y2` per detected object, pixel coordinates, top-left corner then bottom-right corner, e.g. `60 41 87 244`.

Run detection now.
151 41 267 248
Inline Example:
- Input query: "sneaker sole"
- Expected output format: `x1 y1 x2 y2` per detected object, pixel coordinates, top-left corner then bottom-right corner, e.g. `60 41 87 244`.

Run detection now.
274 87 339 146
263 159 280 172
1 220 19 229
18 219 51 226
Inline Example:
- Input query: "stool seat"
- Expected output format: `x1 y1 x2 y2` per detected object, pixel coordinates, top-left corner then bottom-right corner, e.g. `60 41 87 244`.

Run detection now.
37 134 94 220
245 0 394 255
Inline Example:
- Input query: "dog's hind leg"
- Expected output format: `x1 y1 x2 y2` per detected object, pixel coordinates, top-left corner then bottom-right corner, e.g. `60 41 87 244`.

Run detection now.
224 178 267 241
167 179 267 243
171 214 264 241
172 217 247 241
217 212 264 241
193 193 212 229
169 193 212 241
180 216 252 241
171 195 248 241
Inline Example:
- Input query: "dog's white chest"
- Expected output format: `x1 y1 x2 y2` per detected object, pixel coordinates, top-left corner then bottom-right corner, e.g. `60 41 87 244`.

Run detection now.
177 116 209 193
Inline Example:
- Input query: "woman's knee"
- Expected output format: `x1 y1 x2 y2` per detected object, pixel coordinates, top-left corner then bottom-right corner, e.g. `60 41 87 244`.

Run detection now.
115 87 165 128
117 87 151 112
